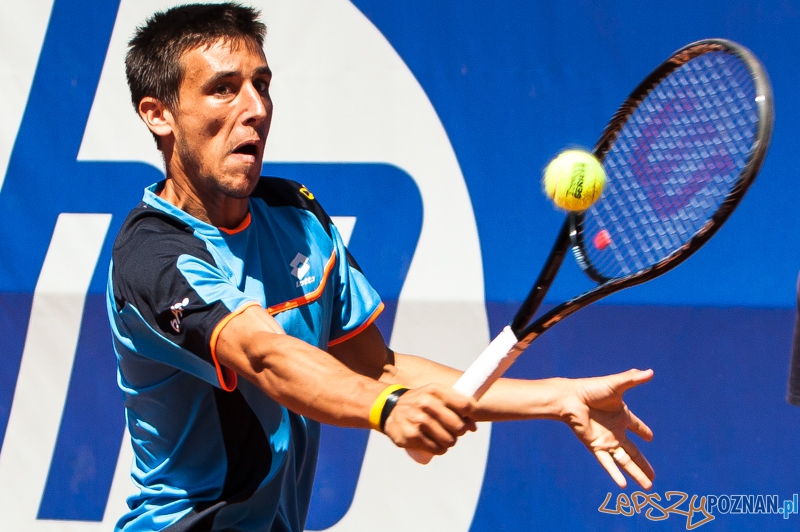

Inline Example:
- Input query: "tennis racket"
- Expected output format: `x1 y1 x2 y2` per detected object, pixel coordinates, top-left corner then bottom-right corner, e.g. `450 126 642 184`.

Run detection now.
410 38 773 463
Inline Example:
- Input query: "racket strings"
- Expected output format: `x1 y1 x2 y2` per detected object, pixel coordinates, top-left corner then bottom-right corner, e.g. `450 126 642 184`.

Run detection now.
581 51 760 279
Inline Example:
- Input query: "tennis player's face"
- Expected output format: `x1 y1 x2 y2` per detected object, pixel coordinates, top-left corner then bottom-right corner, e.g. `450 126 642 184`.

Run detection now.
170 38 272 199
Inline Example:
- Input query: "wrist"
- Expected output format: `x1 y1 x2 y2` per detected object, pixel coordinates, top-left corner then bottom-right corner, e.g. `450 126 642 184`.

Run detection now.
368 384 409 432
379 387 409 431
534 377 578 422
553 378 584 423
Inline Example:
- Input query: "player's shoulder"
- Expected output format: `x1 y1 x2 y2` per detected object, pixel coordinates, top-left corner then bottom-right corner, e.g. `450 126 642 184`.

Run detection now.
112 202 215 268
115 202 193 245
251 177 333 236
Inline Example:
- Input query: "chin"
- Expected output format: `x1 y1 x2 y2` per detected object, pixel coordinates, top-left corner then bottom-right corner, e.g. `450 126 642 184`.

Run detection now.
218 172 260 199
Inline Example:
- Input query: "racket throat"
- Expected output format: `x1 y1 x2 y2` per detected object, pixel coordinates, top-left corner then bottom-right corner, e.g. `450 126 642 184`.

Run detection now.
511 218 572 335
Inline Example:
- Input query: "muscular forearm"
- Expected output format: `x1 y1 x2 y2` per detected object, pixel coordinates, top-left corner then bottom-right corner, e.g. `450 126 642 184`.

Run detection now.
216 309 475 456
388 353 570 422
255 334 395 426
217 310 387 428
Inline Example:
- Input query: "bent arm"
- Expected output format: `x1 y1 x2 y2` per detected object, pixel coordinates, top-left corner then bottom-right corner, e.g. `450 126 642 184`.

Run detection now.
215 306 474 454
215 306 387 428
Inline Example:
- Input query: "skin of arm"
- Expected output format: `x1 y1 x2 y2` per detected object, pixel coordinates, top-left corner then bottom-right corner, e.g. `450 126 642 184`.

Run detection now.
330 322 656 490
218 305 654 488
215 306 476 455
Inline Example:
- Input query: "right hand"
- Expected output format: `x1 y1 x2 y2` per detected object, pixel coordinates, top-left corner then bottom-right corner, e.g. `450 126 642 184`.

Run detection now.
382 383 477 455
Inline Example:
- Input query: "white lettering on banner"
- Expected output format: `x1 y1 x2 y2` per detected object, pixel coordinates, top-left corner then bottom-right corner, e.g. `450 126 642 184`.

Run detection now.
0 213 138 530
76 1 491 531
0 0 55 194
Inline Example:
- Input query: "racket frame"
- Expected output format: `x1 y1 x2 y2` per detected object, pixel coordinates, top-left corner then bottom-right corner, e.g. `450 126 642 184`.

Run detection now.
512 38 774 350
408 38 774 464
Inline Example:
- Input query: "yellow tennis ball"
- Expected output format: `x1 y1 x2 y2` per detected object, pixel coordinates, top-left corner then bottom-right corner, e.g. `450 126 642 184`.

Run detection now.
543 149 606 211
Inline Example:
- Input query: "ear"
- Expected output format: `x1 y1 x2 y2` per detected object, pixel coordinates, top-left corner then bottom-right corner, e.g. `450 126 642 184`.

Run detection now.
138 97 174 139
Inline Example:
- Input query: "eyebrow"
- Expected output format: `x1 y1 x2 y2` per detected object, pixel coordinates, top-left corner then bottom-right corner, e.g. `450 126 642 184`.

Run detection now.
253 66 272 79
205 66 273 87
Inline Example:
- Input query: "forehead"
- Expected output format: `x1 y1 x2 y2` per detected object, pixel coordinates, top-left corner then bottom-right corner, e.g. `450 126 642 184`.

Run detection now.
179 37 269 80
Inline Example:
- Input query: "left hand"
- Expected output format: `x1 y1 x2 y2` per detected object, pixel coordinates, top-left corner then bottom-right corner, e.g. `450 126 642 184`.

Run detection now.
560 368 655 490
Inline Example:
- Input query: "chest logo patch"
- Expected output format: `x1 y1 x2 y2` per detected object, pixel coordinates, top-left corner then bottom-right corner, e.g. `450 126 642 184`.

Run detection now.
289 252 316 287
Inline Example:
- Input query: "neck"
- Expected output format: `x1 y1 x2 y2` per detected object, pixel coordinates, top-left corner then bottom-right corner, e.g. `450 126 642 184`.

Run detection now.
158 177 249 230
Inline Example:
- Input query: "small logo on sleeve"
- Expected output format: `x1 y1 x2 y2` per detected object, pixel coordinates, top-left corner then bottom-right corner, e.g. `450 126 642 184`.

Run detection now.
289 253 316 287
170 297 190 332
299 186 315 200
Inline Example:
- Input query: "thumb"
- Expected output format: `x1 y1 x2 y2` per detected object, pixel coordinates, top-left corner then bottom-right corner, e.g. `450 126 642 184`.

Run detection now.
608 368 654 394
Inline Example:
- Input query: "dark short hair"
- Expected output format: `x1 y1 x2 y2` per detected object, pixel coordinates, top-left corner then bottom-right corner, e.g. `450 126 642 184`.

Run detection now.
125 2 266 113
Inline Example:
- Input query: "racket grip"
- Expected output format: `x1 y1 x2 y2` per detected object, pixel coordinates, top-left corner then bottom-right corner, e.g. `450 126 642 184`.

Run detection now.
406 326 521 464
452 326 522 399
407 448 434 464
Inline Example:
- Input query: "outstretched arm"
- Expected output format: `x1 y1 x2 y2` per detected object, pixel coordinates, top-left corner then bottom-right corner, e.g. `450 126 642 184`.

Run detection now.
330 323 654 489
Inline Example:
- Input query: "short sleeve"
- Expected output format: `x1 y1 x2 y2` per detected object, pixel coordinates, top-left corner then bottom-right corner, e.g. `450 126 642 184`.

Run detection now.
247 177 384 347
111 211 257 390
326 222 383 346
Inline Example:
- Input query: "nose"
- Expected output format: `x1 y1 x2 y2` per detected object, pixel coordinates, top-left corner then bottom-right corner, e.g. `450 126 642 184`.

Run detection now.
240 81 270 127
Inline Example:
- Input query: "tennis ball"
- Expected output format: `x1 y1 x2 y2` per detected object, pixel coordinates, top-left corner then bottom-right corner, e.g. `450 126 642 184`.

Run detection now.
543 149 606 211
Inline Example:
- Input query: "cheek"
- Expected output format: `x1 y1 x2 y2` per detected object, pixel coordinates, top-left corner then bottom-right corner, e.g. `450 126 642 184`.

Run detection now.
200 117 226 142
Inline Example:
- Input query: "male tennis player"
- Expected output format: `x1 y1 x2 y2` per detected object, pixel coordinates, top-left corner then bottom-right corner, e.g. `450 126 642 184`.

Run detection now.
107 3 656 530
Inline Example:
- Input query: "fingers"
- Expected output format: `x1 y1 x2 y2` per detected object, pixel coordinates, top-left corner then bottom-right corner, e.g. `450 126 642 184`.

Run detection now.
614 445 654 490
623 442 655 485
595 443 655 491
410 385 476 441
429 386 477 432
592 405 655 489
410 428 447 455
627 409 653 442
595 449 628 488
382 384 476 454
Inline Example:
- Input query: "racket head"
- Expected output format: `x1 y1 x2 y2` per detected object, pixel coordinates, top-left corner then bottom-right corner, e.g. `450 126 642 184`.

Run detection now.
571 39 774 285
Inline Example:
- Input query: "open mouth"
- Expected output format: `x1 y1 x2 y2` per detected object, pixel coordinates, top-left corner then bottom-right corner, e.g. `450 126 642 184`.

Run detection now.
232 142 259 157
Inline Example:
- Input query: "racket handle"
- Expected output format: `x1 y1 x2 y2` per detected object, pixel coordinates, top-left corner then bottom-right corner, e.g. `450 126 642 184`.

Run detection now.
406 326 521 464
452 326 522 399
407 448 435 464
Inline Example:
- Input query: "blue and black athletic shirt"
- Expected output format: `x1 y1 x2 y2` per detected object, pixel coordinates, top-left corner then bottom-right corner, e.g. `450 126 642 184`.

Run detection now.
106 177 383 532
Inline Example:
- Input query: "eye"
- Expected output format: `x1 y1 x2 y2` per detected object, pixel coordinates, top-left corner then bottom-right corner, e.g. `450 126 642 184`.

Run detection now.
253 78 270 94
213 83 233 96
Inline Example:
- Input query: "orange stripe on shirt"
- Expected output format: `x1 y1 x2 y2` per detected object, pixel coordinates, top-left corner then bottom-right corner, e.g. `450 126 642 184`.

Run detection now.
208 300 261 391
218 212 252 235
267 251 337 315
327 301 385 347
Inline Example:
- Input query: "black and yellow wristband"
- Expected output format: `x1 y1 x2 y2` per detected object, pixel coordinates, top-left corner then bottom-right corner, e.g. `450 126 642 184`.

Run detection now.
369 384 410 432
